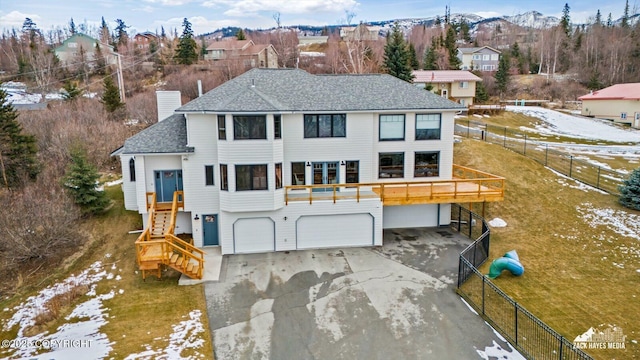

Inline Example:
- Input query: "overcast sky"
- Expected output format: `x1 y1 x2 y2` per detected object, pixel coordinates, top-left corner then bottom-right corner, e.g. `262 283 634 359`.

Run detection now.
0 0 632 36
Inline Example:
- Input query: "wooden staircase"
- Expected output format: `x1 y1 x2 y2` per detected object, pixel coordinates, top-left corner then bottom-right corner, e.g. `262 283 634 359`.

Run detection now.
135 191 205 280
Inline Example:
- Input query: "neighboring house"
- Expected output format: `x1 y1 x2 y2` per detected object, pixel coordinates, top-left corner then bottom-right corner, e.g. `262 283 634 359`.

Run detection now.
413 70 482 106
340 24 381 41
578 83 640 128
54 33 117 66
204 39 278 68
457 46 501 71
113 68 504 267
134 32 159 50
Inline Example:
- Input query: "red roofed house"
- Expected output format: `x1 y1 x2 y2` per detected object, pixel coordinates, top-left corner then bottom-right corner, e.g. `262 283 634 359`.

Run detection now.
204 39 278 68
412 70 482 106
578 83 640 129
578 83 640 128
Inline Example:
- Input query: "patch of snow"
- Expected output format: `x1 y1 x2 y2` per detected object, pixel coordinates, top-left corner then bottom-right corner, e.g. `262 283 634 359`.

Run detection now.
507 106 640 143
488 218 507 227
3 263 118 360
3 261 107 336
124 310 206 359
577 203 640 241
546 167 608 194
477 321 527 360
115 275 122 281
299 51 325 57
97 179 123 191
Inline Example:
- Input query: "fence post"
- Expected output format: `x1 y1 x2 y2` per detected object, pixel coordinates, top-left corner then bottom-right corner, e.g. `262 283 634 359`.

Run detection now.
545 144 549 166
569 156 573 178
467 120 470 138
482 275 486 315
514 303 518 345
559 336 564 359
485 124 488 141
524 134 527 155
596 166 601 189
457 205 462 232
503 127 507 148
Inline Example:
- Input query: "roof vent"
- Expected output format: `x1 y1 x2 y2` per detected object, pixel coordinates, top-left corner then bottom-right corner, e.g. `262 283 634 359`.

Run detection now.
251 79 255 88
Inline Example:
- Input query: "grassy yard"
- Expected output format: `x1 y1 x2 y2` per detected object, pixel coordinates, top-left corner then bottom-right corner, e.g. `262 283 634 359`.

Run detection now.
455 138 640 360
0 186 213 359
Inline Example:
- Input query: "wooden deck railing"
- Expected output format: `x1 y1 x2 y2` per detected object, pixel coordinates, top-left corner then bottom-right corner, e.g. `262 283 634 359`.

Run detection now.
284 165 504 206
136 190 204 280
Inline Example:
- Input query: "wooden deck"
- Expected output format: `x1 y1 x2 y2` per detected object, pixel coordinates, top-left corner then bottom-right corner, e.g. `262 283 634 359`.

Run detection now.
285 164 504 206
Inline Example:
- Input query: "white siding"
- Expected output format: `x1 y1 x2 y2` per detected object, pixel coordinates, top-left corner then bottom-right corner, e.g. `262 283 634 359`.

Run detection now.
282 112 375 186
135 156 147 213
156 91 181 122
297 213 374 249
120 156 138 211
383 204 440 229
372 111 454 182
233 218 275 253
219 198 382 254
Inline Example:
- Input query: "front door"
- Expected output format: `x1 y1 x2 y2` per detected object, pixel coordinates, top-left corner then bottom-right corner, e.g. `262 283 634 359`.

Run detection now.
203 214 219 246
312 162 339 192
154 170 183 202
635 113 640 128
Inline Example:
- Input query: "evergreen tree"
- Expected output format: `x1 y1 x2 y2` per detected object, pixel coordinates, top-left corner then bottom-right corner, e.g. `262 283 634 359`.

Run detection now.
408 43 419 70
174 18 198 65
423 42 438 70
100 16 111 44
560 3 572 38
619 168 640 210
63 147 109 216
382 23 414 82
69 18 76 35
595 9 602 25
459 19 471 42
587 70 603 90
94 42 107 75
474 78 489 103
444 26 461 69
495 54 510 97
434 16 442 27
511 42 521 58
622 0 630 28
607 13 613 27
236 28 246 40
114 19 129 46
62 80 83 101
101 74 124 113
0 88 40 189
161 25 167 39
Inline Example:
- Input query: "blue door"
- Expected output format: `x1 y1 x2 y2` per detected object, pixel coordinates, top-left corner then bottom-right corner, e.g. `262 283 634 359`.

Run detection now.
312 162 339 192
154 170 183 202
203 214 219 246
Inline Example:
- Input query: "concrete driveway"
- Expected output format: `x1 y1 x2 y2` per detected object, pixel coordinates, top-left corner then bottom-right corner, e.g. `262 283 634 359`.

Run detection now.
204 228 522 359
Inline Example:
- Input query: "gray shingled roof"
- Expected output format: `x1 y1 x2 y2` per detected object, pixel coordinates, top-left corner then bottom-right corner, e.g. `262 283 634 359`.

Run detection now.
114 114 193 155
178 68 465 113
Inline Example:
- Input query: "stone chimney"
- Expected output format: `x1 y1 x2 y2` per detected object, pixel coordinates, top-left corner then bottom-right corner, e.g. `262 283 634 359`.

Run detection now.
156 91 181 122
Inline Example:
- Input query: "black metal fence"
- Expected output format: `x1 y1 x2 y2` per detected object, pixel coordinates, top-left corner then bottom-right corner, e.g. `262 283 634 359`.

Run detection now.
451 204 593 360
455 119 627 195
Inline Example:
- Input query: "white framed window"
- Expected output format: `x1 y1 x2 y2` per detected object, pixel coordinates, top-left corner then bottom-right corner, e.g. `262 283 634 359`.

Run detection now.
459 81 469 89
473 54 481 60
482 65 495 71
621 112 627 119
379 114 405 141
416 114 441 140
491 54 499 60
482 54 490 60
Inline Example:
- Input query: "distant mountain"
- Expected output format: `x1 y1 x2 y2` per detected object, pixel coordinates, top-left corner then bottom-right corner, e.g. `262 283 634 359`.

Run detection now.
503 11 560 28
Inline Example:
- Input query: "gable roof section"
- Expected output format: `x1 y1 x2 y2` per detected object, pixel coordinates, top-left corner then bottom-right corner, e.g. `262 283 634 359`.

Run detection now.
178 68 464 113
458 46 501 54
578 83 640 101
413 70 482 83
114 114 193 155
206 39 253 51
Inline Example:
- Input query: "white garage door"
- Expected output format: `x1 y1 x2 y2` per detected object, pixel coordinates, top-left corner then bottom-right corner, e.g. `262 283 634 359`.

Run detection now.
234 218 275 253
297 213 373 250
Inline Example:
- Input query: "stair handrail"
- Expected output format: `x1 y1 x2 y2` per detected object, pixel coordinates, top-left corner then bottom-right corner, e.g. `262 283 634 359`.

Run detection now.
165 234 205 279
167 190 184 235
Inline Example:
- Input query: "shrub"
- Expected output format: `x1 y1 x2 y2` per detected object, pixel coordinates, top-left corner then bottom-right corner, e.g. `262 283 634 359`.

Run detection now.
619 168 640 210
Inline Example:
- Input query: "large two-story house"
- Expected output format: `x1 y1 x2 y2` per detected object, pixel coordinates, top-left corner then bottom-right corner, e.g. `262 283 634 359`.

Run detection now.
457 46 501 71
113 68 504 279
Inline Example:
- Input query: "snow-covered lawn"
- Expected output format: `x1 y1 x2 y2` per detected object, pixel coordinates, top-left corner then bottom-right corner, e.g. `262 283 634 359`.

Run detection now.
1 257 207 359
507 106 640 143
